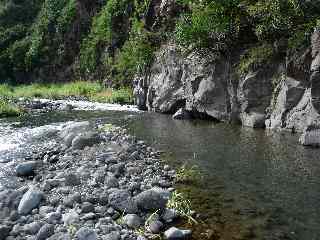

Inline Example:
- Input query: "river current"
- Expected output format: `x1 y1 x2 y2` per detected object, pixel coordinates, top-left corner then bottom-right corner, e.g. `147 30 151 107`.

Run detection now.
0 107 319 239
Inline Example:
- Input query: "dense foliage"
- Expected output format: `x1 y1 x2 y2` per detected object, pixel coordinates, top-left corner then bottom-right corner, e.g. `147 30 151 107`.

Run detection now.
0 0 319 84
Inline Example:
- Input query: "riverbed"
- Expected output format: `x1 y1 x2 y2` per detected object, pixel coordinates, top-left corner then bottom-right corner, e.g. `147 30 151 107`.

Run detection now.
0 105 320 239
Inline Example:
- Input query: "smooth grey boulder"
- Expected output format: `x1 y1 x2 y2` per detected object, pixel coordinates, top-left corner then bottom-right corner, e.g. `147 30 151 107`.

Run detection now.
16 161 37 176
134 187 170 212
60 121 91 139
18 187 43 215
24 221 42 235
108 189 138 213
35 224 54 240
172 108 192 120
148 220 164 234
123 214 142 229
71 132 101 150
75 227 97 240
164 227 192 240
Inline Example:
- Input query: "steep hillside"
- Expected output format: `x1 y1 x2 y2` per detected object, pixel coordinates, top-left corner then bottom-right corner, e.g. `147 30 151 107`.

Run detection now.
1 0 319 85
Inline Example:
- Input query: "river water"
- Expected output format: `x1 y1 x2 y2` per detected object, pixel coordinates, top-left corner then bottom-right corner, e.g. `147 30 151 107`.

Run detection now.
0 108 319 239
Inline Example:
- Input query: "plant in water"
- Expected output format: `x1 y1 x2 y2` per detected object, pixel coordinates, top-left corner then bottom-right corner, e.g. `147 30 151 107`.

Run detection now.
66 224 78 238
175 164 202 183
167 191 197 225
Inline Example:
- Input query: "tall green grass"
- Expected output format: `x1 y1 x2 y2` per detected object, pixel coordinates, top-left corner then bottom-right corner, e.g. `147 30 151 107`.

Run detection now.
0 82 133 104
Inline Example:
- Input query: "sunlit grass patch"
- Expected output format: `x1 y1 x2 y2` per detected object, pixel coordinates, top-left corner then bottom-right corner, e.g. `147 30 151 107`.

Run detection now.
167 191 198 225
0 100 23 118
0 82 133 104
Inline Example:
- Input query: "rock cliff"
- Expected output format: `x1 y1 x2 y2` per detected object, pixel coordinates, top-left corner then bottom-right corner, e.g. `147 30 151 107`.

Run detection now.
134 29 320 145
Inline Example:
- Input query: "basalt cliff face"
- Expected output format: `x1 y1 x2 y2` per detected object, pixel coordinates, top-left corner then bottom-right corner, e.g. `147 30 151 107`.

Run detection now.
134 29 320 145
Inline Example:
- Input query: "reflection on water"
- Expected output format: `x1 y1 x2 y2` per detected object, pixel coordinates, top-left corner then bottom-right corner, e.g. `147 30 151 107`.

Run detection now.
126 112 320 239
0 110 320 239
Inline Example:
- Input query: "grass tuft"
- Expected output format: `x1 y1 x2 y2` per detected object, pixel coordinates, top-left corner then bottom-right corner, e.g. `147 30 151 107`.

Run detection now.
0 100 23 118
175 164 202 183
167 191 198 225
0 82 133 104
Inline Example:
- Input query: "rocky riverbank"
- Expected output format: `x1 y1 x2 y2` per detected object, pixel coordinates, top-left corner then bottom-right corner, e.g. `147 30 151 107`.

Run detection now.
0 120 194 240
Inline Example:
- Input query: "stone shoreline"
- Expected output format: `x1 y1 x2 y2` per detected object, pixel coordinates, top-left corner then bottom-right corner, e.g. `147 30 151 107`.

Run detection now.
0 121 193 240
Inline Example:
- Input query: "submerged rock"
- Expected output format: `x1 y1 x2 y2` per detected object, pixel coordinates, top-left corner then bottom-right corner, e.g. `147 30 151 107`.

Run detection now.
172 108 192 120
164 227 192 240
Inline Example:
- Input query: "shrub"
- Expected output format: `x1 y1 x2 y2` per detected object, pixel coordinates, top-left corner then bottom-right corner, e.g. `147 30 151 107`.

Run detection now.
175 0 241 49
114 20 155 85
238 43 274 74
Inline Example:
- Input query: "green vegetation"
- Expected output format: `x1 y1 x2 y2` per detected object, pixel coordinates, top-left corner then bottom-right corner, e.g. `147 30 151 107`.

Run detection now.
0 0 320 85
238 43 274 74
0 100 23 117
175 164 202 183
0 82 133 104
167 191 198 225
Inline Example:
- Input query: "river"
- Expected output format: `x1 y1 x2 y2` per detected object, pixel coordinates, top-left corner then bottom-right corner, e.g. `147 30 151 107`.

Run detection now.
0 107 319 239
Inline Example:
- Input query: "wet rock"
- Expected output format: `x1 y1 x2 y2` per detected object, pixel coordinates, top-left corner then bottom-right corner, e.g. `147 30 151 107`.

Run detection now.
16 161 37 176
134 188 170 212
172 108 192 120
299 126 320 147
18 187 43 215
108 189 138 213
35 224 54 240
71 132 101 150
164 227 192 240
75 227 97 240
123 214 142 229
